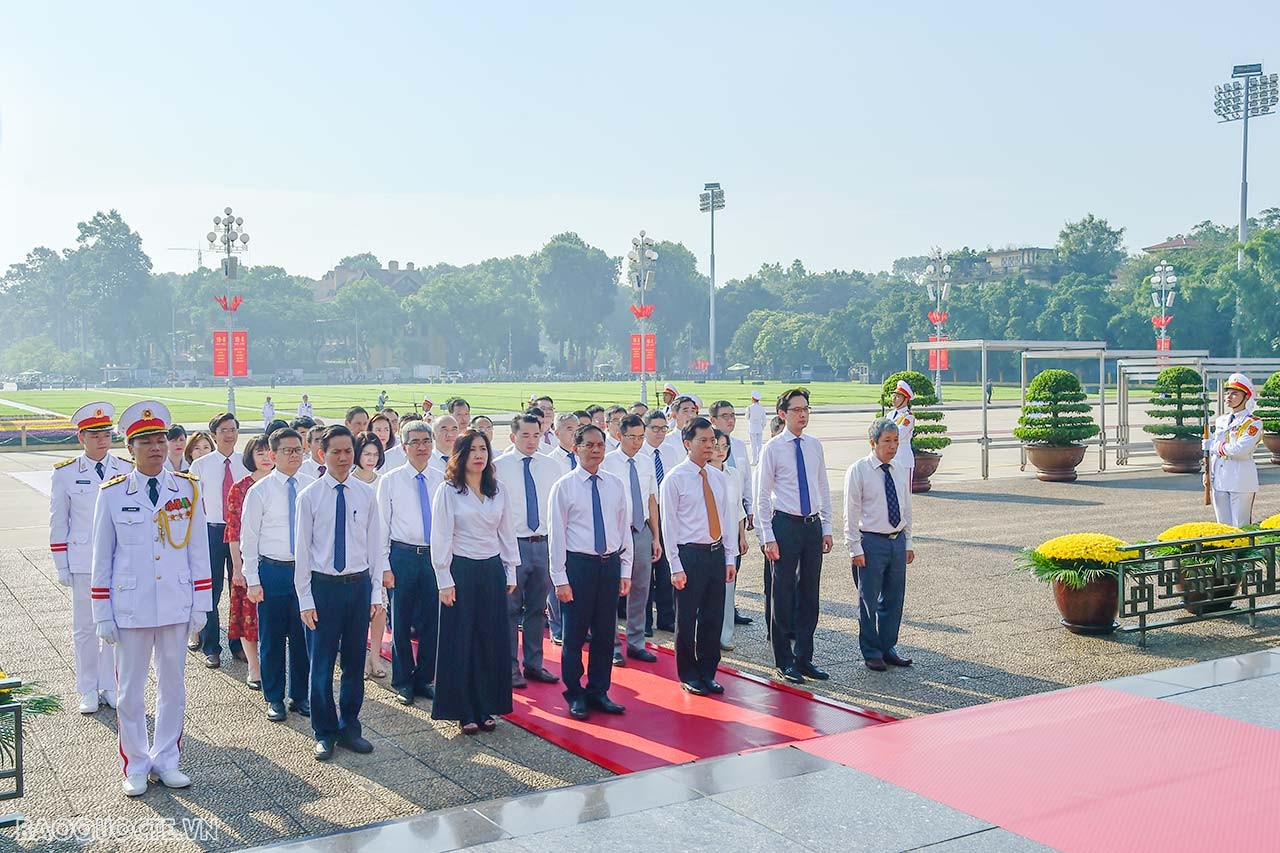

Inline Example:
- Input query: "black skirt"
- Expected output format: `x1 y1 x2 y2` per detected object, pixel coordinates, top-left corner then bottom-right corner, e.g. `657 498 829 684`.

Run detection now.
431 554 513 723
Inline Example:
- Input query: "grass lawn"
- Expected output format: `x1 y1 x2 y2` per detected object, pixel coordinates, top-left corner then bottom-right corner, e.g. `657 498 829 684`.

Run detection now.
3 380 1036 426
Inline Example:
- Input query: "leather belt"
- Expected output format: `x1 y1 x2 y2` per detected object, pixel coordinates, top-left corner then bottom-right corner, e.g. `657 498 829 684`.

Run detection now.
519 535 547 543
863 530 902 540
391 540 431 555
259 557 295 568
311 569 369 584
568 550 621 562
776 511 821 525
679 541 724 552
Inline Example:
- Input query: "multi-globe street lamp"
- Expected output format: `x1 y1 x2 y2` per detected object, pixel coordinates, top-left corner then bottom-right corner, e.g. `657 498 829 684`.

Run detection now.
699 182 725 375
924 250 952 401
206 207 251 412
627 231 658 404
1149 262 1177 350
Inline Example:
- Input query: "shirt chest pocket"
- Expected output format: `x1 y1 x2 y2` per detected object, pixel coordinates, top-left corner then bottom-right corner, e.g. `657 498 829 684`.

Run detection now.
116 513 151 545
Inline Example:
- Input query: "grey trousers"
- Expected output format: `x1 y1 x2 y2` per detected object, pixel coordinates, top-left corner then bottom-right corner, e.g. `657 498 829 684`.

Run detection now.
509 537 551 672
615 525 654 653
854 532 907 662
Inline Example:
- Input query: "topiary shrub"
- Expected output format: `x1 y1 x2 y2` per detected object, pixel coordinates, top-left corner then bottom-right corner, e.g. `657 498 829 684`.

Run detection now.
1013 369 1100 446
1256 371 1280 435
1142 366 1211 440
881 370 951 452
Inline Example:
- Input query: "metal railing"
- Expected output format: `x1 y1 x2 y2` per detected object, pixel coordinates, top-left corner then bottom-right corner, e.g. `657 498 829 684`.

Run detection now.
0 676 25 828
1117 531 1280 646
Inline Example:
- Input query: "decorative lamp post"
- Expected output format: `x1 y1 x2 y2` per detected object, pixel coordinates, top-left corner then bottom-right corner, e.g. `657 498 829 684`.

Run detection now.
924 249 952 400
698 183 725 375
1149 263 1176 351
627 231 658 405
206 207 251 412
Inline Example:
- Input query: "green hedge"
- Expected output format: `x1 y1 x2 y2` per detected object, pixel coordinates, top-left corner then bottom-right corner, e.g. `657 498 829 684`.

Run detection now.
880 370 951 452
1142 366 1210 440
1013 369 1100 446
1256 371 1280 435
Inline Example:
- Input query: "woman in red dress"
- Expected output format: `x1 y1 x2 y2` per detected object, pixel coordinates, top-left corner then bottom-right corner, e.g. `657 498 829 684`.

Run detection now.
225 435 272 689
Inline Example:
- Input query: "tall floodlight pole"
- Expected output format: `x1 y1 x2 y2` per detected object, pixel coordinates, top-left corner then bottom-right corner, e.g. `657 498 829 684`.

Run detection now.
206 207 251 412
924 249 952 401
1149 263 1177 350
699 183 725 375
1213 64 1277 360
628 231 658 404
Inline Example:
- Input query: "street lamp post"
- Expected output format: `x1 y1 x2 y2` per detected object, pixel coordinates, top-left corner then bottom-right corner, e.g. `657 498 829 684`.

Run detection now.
627 231 658 405
1149 262 1177 350
1213 64 1278 360
206 207 251 412
924 249 952 401
699 183 725 375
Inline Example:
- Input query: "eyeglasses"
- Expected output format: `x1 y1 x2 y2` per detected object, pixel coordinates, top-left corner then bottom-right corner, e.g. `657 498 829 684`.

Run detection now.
786 406 811 414
276 447 304 456
404 439 433 448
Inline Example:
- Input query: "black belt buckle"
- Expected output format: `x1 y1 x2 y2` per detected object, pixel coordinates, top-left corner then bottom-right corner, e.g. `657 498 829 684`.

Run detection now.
312 569 369 584
391 540 430 555
520 535 547 543
260 557 295 568
865 531 900 540
681 541 723 553
572 550 618 562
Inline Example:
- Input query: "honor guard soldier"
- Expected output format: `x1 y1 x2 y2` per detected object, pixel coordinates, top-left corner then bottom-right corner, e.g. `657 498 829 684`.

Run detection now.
91 402 212 797
1206 373 1265 527
888 380 915 475
51 403 130 714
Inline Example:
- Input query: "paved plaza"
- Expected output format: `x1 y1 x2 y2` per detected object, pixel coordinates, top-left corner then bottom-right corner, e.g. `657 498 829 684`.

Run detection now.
1 408 1277 851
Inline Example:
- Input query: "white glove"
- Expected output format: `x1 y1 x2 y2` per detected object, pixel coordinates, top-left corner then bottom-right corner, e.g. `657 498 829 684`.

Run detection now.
1202 439 1212 453
56 567 72 587
188 611 207 636
96 620 118 645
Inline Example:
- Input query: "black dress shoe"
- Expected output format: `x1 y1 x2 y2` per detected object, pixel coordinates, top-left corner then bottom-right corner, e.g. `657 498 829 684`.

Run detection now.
586 695 626 714
231 648 249 664
246 678 262 691
776 666 806 684
568 698 589 720
865 658 888 672
266 701 288 722
656 622 676 633
395 688 414 705
204 655 221 669
681 680 709 696
187 639 200 651
612 653 625 667
313 738 335 761
511 670 528 689
339 734 374 754
414 684 436 699
733 610 753 625
884 653 913 668
523 666 559 684
626 647 657 663
288 699 310 717
643 627 654 638
798 663 829 681
704 680 725 694
550 634 563 646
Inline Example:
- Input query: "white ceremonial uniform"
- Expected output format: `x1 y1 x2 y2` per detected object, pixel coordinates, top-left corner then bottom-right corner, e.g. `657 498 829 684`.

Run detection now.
297 400 314 418
50 453 129 698
91 469 212 778
1209 409 1264 526
890 406 915 471
547 468 634 586
746 402 767 462
263 401 276 429
429 484 521 589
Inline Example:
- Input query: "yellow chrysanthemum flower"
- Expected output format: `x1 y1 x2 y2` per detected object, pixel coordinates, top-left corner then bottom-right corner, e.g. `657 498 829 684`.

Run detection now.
1157 522 1247 550
1035 533 1134 564
1259 514 1280 531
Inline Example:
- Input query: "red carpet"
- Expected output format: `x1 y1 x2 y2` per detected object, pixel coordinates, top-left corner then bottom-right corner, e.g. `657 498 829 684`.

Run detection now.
798 685 1280 853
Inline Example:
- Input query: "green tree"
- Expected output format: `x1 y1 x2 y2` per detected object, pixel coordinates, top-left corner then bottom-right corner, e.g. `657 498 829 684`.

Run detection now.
65 210 157 365
336 253 383 273
1057 214 1126 277
333 275 404 362
535 233 619 369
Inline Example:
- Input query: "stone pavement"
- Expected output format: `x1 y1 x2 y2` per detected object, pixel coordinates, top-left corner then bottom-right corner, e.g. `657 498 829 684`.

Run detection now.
0 421 1278 851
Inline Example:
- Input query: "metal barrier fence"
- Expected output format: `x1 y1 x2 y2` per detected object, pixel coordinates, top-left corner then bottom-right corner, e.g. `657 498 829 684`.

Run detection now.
1117 530 1280 646
0 676 25 828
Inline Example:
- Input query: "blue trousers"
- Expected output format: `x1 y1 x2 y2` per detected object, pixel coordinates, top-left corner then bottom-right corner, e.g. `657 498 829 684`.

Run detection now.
308 571 371 740
389 544 438 693
561 552 621 702
201 524 243 657
257 558 310 706
854 532 907 661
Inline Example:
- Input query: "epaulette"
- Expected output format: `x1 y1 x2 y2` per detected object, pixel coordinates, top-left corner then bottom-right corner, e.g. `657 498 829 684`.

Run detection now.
53 458 77 470
172 471 198 482
101 474 129 489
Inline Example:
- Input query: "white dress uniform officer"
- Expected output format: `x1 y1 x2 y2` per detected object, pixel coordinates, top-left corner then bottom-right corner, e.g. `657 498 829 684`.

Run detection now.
51 402 129 714
91 402 212 797
746 390 767 464
1206 373 1265 527
296 395 314 419
888 379 916 473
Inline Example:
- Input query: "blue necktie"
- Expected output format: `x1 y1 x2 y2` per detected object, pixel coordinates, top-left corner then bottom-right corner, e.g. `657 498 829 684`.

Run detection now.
795 436 812 516
653 447 664 487
589 474 606 555
95 461 105 480
522 456 540 532
568 451 577 470
287 476 297 554
628 458 644 532
334 483 346 572
882 463 901 528
415 472 433 543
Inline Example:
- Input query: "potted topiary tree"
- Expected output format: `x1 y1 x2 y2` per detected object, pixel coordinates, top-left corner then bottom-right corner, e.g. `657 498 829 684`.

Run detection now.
1255 371 1280 465
1143 366 1211 473
880 370 951 493
1013 369 1100 482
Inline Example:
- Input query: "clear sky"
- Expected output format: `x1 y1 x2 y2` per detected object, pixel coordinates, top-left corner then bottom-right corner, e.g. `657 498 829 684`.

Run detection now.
2 1 1278 282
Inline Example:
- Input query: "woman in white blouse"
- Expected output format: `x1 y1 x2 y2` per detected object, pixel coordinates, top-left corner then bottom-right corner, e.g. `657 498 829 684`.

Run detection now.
712 429 749 652
430 429 519 734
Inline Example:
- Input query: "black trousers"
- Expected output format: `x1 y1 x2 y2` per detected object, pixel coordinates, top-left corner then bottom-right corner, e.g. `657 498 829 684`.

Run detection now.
432 555 512 724
674 544 726 685
200 523 243 657
561 551 621 702
769 513 822 669
645 531 675 631
389 544 438 693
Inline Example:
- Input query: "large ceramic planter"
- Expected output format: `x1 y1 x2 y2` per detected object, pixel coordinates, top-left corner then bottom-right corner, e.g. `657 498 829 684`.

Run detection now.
911 451 941 493
1024 444 1086 482
1151 437 1203 473
1051 577 1119 635
1263 433 1280 465
1174 562 1241 614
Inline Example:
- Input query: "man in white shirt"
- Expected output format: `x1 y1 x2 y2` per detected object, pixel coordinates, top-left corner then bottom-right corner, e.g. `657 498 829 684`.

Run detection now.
602 414 661 665
534 395 556 449
548 425 633 721
428 415 459 476
544 412 580 474
661 395 698 454
603 405 626 452
294 425 386 761
297 394 313 419
298 423 325 479
262 396 275 430
755 388 833 686
644 410 681 635
494 414 563 687
376 420 443 706
844 417 914 672
345 406 370 436
746 390 767 464
710 400 755 629
448 398 471 432
660 418 738 695
187 411 249 667
242 427 314 721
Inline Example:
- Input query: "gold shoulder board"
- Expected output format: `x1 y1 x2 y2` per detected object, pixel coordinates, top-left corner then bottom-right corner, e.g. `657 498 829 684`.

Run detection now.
173 471 198 481
101 474 129 489
53 458 77 470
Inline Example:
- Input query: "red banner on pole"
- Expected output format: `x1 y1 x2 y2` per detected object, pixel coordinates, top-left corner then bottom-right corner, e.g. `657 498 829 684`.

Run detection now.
231 331 248 377
644 334 656 373
212 331 229 377
630 334 643 373
927 336 950 371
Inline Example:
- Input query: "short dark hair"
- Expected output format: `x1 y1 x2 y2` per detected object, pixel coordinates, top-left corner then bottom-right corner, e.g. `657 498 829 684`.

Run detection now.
242 435 271 472
472 415 493 428
672 395 697 413
353 430 385 470
512 413 541 434
632 401 648 410
681 416 713 443
777 387 810 415
269 427 302 452
449 398 470 414
345 406 368 424
585 404 604 416
710 400 734 418
644 410 668 427
382 406 398 418
712 427 727 443
573 424 606 447
572 410 591 421
291 416 316 430
446 430 497 497
209 412 238 432
619 414 644 432
320 424 352 451
400 412 422 425
535 395 554 406
166 424 187 441
265 418 290 436
369 412 396 448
